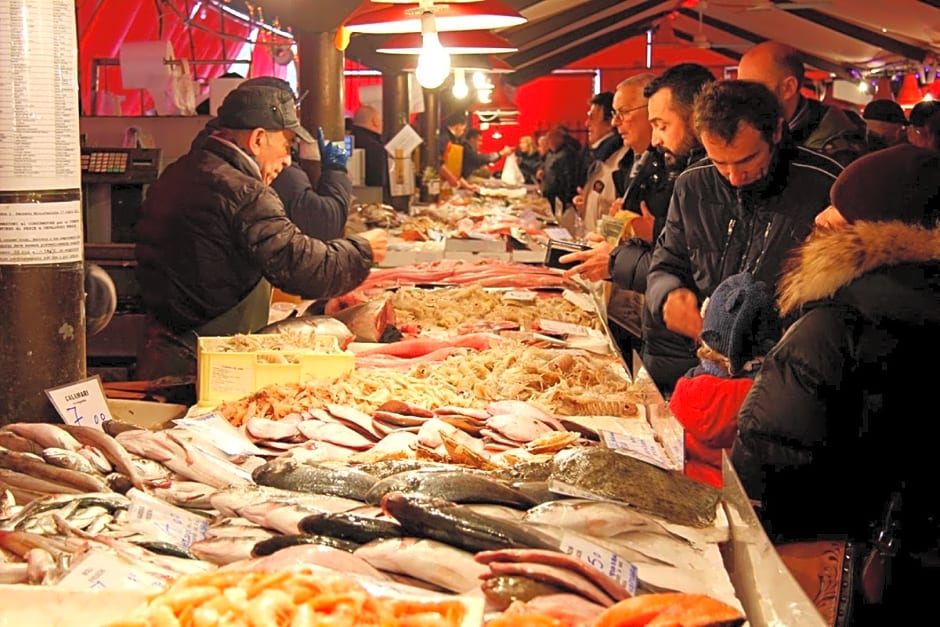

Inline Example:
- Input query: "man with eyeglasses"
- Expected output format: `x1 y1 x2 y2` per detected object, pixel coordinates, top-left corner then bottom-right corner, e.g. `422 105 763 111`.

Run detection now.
135 85 387 386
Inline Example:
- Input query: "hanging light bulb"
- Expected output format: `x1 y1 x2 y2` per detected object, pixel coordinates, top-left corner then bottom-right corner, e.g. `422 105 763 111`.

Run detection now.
415 12 451 89
472 71 488 89
452 67 469 99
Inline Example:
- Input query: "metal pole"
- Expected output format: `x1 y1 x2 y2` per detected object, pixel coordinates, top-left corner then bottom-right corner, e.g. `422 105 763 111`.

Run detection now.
0 0 85 424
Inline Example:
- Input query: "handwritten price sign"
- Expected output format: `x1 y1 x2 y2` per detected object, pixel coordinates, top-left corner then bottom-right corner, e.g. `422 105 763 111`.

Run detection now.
559 532 638 596
45 375 113 430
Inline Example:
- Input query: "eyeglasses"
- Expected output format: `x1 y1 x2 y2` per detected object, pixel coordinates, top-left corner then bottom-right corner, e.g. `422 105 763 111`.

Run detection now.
612 104 647 121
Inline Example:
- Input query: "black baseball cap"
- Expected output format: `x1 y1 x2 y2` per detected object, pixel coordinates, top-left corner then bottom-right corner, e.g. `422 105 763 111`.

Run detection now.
863 99 907 125
217 85 315 143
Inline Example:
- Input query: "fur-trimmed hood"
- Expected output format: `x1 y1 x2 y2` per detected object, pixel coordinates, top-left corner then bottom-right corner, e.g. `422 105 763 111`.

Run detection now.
778 221 940 317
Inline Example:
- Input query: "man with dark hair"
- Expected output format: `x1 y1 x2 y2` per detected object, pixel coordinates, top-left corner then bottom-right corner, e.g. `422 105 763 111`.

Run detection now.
192 76 349 242
461 128 512 179
644 63 717 171
439 111 475 190
643 79 842 393
738 41 866 165
136 86 388 383
906 100 940 148
863 99 908 151
574 90 626 231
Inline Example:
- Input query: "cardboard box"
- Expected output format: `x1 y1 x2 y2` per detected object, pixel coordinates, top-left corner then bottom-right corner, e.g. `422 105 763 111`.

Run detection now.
196 335 355 406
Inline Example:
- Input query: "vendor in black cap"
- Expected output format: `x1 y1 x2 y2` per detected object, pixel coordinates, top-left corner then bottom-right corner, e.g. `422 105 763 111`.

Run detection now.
134 85 387 385
862 98 908 151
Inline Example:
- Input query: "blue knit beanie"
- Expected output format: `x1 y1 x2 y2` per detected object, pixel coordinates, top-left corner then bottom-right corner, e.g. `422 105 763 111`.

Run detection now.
701 272 782 376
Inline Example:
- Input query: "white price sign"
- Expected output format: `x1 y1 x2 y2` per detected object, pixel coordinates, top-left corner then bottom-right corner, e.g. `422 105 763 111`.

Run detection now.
127 489 210 548
57 548 167 591
601 429 678 471
45 375 113 430
558 532 638 596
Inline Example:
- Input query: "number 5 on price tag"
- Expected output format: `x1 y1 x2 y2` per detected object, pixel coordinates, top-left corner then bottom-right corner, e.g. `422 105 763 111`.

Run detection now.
45 375 113 431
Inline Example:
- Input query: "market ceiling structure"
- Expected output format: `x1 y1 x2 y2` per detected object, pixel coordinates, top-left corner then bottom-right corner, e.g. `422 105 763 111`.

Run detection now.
221 0 940 85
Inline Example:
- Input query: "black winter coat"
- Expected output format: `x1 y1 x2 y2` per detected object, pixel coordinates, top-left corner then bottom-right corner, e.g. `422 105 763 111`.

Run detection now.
351 125 391 204
541 144 579 212
136 134 373 334
732 221 940 548
643 143 842 392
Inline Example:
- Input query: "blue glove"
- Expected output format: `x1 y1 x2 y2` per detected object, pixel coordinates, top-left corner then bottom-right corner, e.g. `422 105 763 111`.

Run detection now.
317 126 348 171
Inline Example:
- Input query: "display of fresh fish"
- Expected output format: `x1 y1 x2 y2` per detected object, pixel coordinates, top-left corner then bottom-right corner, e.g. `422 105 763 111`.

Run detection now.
0 432 45 456
1 424 82 452
254 315 355 349
523 499 679 540
482 560 616 607
251 533 359 556
295 420 375 451
330 297 394 343
354 537 488 593
40 448 100 476
550 448 720 528
380 492 558 554
252 458 378 501
57 425 146 490
364 470 537 509
298 511 403 544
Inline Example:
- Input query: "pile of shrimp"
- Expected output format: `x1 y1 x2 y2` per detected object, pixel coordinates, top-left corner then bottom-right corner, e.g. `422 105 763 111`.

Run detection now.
107 569 467 627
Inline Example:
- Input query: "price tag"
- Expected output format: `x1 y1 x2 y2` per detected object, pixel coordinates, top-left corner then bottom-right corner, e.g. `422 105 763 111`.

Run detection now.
543 227 573 241
45 375 113 430
57 548 167 591
174 412 266 457
601 430 678 471
558 532 638 596
127 488 210 548
502 290 537 303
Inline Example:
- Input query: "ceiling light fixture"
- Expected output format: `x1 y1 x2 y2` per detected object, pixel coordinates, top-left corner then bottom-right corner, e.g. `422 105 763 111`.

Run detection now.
414 11 451 89
452 67 469 99
344 0 527 34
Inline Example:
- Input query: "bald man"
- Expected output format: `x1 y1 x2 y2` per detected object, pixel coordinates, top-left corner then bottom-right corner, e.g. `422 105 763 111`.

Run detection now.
351 104 391 203
738 41 867 165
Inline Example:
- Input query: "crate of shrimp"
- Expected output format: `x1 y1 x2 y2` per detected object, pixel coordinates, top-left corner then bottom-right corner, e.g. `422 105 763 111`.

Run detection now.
196 333 355 406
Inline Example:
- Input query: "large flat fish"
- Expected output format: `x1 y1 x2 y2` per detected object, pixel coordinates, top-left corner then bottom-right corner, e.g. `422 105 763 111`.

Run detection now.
549 448 720 528
330 297 394 342
254 314 354 349
353 537 488 593
365 469 537 509
381 492 558 553
252 458 378 501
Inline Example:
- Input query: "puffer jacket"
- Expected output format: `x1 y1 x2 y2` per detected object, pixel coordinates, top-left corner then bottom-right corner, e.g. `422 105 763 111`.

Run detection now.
643 143 841 393
731 221 940 547
135 133 373 334
193 119 351 241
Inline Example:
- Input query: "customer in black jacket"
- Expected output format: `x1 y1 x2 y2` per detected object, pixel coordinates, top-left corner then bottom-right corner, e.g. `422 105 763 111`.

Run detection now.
731 144 940 622
644 80 842 394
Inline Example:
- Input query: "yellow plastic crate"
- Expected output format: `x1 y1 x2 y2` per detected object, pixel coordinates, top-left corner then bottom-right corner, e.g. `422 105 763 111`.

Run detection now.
196 335 355 406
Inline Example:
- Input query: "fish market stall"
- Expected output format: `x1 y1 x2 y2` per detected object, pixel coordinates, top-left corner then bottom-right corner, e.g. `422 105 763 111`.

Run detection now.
0 255 823 626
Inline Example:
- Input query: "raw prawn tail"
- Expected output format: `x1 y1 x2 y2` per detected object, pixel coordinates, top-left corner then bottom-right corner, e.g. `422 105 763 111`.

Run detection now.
593 593 745 627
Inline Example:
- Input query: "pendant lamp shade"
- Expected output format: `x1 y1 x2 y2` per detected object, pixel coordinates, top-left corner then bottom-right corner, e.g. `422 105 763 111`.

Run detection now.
896 73 923 107
377 30 517 54
344 0 527 34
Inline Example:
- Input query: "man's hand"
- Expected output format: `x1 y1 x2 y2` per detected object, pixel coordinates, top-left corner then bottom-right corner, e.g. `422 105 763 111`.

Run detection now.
317 127 348 171
631 201 656 244
608 197 624 216
572 186 585 210
560 240 615 282
360 228 388 264
499 146 513 157
662 288 702 340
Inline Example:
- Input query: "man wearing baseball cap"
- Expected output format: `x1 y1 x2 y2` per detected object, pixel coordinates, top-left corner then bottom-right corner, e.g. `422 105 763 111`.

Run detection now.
134 85 387 386
862 98 908 151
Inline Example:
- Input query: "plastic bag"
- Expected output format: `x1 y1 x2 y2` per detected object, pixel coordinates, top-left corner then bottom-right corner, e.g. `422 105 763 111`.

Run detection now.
500 151 525 185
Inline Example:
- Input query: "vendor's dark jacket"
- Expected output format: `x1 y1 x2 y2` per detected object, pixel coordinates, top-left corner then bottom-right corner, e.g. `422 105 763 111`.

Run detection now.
789 96 868 166
351 124 391 204
643 142 842 393
541 143 579 211
135 133 373 335
192 120 350 241
731 221 940 553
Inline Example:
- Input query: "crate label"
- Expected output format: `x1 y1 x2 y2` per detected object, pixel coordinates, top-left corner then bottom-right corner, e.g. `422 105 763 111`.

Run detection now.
502 290 537 303
45 375 113 430
210 363 253 394
57 548 167 590
558 532 638 595
127 488 210 548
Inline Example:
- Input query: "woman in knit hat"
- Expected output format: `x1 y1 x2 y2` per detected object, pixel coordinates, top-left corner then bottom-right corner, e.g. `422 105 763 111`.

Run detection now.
668 272 782 488
731 143 940 623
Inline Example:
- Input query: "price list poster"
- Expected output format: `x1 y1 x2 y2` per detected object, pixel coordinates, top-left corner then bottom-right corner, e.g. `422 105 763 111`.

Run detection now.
0 0 86 424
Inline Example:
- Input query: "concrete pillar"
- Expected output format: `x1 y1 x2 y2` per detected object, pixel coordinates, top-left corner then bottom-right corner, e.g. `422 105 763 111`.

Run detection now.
421 87 441 173
0 0 84 425
296 29 345 185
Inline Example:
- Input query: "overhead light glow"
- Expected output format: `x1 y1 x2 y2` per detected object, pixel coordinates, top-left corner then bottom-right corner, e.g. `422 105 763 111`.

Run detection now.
452 67 469 99
414 12 451 89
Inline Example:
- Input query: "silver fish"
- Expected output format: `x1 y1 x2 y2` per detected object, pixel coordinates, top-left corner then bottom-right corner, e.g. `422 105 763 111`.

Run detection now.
41 448 100 476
